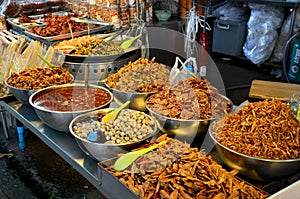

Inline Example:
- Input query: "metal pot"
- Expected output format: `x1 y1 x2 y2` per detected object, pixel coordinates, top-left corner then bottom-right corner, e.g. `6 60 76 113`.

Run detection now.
63 51 139 84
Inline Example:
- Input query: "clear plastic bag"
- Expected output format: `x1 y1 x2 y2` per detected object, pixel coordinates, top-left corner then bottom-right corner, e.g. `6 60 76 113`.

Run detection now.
213 1 249 22
169 56 206 85
243 4 285 65
270 7 300 63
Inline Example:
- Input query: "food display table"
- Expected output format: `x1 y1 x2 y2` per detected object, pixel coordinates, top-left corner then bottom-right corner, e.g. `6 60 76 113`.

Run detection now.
1 100 300 198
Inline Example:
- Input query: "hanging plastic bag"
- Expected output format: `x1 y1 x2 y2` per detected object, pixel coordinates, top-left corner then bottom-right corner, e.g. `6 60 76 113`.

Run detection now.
243 4 285 65
169 56 199 85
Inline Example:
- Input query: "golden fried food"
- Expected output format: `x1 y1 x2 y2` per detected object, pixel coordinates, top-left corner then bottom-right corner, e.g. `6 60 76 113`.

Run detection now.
212 99 300 160
105 57 169 93
147 78 232 120
101 135 269 199
7 66 73 90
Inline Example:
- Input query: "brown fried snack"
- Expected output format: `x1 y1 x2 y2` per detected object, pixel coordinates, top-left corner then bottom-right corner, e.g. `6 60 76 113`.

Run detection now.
147 78 231 120
212 99 300 160
101 135 268 199
7 66 73 90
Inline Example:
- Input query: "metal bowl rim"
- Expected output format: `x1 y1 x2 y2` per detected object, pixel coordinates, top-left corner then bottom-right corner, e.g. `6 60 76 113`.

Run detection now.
208 119 300 163
104 82 159 95
29 83 113 114
145 95 233 122
68 108 158 146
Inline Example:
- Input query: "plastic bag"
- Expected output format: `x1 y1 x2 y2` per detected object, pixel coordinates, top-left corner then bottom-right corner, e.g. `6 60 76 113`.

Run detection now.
270 7 300 64
213 1 249 22
243 4 285 65
169 56 206 85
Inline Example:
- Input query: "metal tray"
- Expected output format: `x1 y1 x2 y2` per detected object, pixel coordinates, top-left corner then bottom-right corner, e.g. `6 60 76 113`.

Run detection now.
97 148 270 199
6 16 45 32
63 36 142 63
97 158 139 199
24 24 112 44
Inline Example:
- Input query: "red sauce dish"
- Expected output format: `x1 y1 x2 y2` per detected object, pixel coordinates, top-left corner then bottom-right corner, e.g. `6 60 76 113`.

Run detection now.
32 86 112 112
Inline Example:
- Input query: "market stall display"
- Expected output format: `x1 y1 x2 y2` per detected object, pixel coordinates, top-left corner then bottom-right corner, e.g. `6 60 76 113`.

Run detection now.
209 99 300 181
98 135 269 199
69 108 158 161
29 83 113 132
105 57 170 111
0 1 299 197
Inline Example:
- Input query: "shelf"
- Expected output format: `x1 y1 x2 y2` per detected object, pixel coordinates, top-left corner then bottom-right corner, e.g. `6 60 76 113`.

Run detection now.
232 0 299 6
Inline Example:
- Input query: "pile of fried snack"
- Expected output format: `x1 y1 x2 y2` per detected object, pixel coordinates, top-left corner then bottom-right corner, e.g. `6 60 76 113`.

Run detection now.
100 134 269 199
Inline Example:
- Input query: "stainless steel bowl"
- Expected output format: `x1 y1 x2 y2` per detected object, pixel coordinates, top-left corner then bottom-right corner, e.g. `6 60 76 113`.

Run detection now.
4 80 37 106
108 85 157 112
146 95 233 145
208 120 300 181
69 108 158 161
29 83 113 132
4 74 74 106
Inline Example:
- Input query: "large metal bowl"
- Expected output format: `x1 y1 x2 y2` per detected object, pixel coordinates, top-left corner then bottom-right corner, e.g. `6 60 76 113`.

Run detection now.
4 73 74 106
108 85 157 112
4 80 37 106
29 83 113 132
69 108 158 161
208 120 300 181
145 95 233 146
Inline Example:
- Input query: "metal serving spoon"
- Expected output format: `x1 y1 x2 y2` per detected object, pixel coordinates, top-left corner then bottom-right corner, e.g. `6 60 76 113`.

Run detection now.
113 140 168 171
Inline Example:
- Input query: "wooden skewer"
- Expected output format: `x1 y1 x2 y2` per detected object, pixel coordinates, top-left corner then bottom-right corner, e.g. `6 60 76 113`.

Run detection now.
67 21 74 40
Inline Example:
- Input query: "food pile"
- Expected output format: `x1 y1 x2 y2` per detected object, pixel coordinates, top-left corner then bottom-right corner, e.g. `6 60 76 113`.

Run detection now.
54 35 124 56
6 66 73 90
18 14 38 23
28 13 94 37
72 109 156 144
212 99 300 160
147 78 232 120
32 86 111 112
101 135 269 199
0 82 11 98
105 57 170 93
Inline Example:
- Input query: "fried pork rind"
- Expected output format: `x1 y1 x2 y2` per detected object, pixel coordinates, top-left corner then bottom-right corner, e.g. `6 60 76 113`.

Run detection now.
101 136 268 199
212 99 300 160
7 66 73 90
147 78 232 120
105 58 169 93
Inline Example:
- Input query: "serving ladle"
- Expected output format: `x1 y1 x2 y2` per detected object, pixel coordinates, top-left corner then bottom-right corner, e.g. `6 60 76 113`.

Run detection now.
120 34 142 50
101 100 130 123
